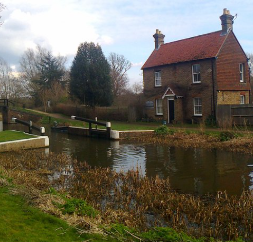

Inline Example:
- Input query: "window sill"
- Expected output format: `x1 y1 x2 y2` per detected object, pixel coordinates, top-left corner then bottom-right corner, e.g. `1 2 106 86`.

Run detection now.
154 85 162 87
192 82 201 84
193 114 202 117
156 114 163 116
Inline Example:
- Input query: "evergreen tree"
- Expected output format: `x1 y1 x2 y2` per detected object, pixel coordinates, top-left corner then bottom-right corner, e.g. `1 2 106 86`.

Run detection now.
35 51 65 89
70 42 113 106
19 45 66 110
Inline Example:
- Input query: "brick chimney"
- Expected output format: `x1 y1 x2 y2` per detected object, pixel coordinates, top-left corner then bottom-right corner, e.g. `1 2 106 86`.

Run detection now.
153 29 165 50
220 8 234 35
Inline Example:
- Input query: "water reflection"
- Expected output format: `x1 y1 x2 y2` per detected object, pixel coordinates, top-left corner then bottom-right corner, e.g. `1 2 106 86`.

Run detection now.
4 124 253 196
47 132 253 196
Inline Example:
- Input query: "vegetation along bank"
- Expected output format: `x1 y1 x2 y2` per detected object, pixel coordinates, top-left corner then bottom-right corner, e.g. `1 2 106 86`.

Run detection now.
135 125 253 155
0 150 252 242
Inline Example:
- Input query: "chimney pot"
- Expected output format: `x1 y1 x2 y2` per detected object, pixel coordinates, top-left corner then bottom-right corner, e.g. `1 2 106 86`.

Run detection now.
153 29 165 50
220 8 234 35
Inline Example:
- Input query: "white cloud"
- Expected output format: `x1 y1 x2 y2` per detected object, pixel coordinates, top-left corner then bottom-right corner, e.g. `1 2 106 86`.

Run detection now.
131 62 143 67
0 0 252 80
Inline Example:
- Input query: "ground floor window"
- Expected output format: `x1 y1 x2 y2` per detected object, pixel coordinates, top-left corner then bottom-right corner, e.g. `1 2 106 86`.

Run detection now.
193 97 202 116
156 99 163 115
240 95 245 104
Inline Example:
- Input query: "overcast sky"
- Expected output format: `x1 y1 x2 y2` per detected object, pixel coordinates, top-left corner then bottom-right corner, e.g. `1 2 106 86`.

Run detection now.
0 0 253 85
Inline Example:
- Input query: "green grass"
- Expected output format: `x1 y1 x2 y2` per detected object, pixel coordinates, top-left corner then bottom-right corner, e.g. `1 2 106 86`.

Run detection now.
0 186 109 242
15 107 253 134
0 130 37 142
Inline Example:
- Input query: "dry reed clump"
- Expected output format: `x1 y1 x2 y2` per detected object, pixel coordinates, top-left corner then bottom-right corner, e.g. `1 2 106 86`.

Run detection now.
0 151 253 241
136 132 253 154
69 160 253 241
0 151 103 235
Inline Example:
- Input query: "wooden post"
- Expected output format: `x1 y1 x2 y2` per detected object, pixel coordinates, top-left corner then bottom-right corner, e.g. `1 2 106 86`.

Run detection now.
2 106 9 124
0 113 3 132
89 122 92 136
29 121 33 134
95 117 98 130
106 122 111 139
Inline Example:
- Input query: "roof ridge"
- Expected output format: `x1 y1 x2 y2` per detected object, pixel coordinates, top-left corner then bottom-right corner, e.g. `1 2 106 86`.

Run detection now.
163 30 222 45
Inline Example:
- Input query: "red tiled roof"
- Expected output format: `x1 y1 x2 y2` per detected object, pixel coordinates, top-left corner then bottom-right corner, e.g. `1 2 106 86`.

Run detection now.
142 30 227 69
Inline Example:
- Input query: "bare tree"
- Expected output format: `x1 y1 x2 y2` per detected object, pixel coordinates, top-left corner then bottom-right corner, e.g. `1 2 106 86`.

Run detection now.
19 45 67 110
0 57 28 99
247 53 253 76
108 52 132 97
0 58 12 98
131 81 143 95
0 3 5 26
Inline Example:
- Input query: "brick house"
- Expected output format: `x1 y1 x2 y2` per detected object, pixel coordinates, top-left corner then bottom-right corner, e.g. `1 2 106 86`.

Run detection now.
142 9 251 123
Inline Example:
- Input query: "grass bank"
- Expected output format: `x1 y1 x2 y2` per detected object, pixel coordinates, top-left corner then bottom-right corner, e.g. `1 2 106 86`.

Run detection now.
12 108 161 130
0 130 37 142
0 186 106 242
11 108 253 154
136 126 253 155
0 151 251 242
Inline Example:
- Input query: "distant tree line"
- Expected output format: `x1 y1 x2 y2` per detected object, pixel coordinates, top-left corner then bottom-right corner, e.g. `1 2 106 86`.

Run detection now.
2 43 140 109
1 3 142 109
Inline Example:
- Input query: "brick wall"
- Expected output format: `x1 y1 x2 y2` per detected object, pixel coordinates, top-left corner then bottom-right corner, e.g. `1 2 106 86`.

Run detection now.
143 59 214 123
216 32 251 91
217 91 250 104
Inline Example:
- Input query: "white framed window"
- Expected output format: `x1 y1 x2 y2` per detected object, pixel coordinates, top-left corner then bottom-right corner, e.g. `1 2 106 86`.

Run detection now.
240 95 245 104
156 99 163 115
155 71 161 87
193 98 202 116
239 63 245 82
192 64 201 83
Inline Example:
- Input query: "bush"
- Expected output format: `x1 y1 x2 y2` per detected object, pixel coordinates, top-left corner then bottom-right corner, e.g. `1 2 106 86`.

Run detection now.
205 115 216 127
154 125 175 135
219 131 238 141
59 198 98 218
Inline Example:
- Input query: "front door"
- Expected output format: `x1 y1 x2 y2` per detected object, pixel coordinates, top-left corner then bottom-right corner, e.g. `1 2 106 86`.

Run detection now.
167 97 175 123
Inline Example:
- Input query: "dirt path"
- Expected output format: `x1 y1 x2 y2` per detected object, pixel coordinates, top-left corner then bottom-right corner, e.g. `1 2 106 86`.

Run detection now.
26 109 73 121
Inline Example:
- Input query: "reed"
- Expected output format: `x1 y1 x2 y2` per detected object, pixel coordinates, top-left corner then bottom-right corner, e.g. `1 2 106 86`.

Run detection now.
0 151 252 241
136 131 253 155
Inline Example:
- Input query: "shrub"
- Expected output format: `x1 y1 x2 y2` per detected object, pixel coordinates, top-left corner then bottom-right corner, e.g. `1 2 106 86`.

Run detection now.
205 115 216 127
59 198 98 218
154 125 175 135
219 131 238 141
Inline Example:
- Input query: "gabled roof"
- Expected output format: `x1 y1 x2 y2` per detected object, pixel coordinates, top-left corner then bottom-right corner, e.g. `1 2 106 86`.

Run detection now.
142 30 227 69
162 85 184 98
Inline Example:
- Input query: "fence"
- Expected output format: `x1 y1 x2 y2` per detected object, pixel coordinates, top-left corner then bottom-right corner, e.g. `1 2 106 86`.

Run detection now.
216 104 253 127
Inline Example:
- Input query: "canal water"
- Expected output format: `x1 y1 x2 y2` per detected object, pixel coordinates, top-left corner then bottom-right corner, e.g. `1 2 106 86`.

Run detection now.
5 124 253 196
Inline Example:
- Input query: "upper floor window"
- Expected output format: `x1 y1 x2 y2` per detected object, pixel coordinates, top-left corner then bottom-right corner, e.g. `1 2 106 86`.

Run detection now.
239 63 245 82
192 64 201 83
240 95 245 104
193 97 202 116
156 99 163 115
155 71 161 87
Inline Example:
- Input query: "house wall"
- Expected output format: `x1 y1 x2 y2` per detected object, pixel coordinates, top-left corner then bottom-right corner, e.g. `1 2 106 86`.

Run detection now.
217 91 250 105
216 32 251 98
143 59 215 123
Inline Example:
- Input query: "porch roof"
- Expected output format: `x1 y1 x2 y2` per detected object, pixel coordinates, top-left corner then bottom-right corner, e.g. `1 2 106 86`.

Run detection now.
162 85 183 99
